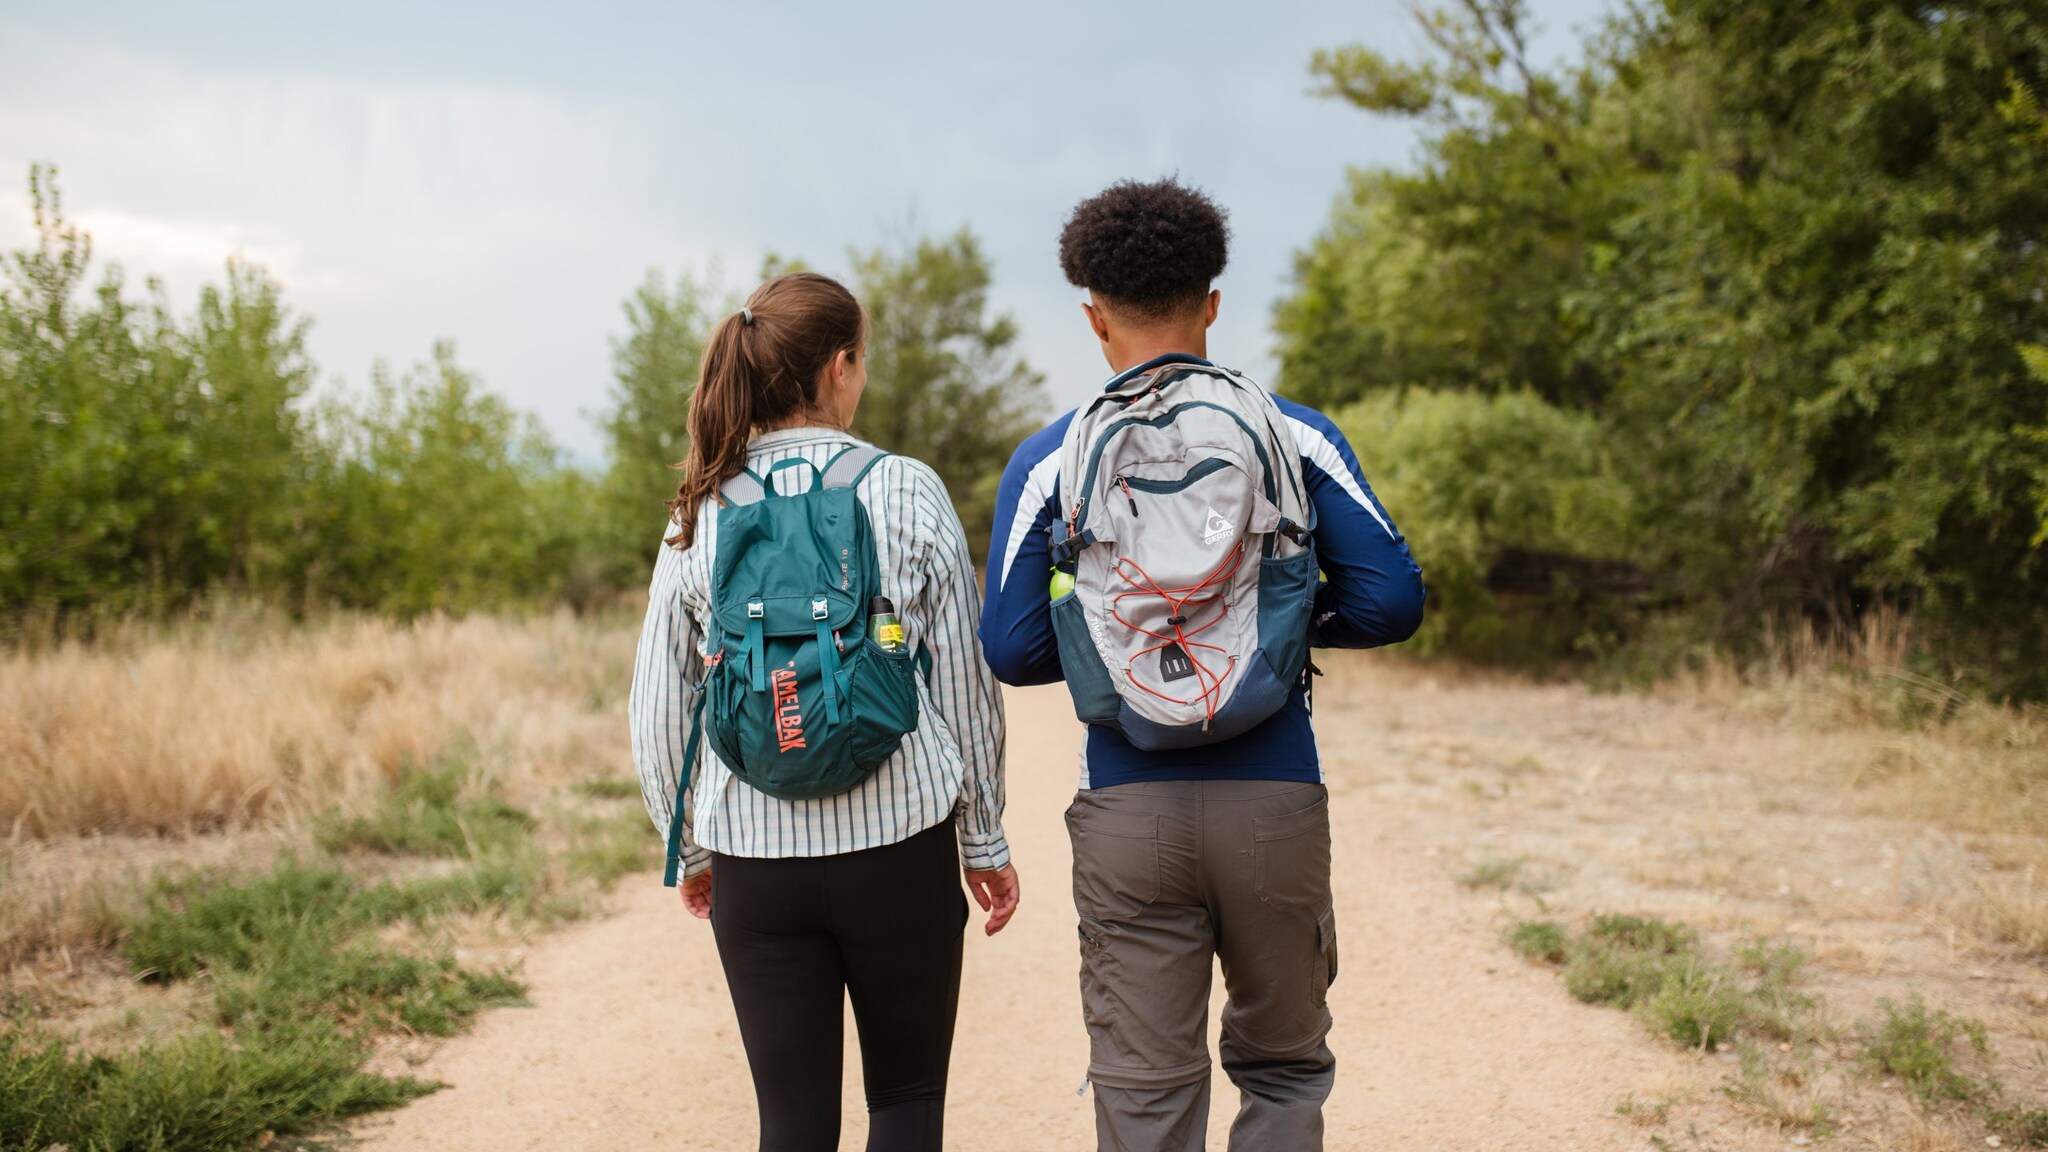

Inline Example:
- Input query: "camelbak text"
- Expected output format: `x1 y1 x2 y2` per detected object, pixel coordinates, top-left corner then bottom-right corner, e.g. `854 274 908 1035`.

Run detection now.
771 667 806 752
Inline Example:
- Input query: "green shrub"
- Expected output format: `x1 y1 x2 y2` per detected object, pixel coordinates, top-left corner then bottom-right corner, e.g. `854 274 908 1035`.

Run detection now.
1331 388 1638 664
1863 995 1989 1105
0 1022 434 1152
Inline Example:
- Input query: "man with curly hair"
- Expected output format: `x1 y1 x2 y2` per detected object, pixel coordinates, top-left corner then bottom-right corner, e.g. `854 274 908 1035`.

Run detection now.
980 178 1426 1151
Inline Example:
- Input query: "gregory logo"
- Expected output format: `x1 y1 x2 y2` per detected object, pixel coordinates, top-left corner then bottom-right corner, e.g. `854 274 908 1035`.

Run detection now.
771 664 806 752
1201 506 1234 546
1159 642 1197 683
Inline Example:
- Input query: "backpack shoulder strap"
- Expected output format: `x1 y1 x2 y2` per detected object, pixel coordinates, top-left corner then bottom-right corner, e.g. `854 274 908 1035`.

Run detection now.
820 444 889 490
719 468 769 507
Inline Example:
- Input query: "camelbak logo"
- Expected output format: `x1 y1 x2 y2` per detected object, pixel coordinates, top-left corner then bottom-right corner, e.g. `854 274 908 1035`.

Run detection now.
1201 506 1234 546
771 664 806 752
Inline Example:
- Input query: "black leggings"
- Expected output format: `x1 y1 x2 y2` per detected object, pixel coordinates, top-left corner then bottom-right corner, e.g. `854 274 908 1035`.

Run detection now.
709 818 967 1152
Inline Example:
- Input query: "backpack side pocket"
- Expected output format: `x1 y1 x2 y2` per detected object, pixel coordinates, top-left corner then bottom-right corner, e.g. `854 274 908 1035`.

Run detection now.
845 637 919 770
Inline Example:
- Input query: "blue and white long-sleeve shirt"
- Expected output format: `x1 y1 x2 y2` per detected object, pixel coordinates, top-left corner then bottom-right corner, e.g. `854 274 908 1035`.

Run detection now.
980 353 1424 788
631 426 1010 878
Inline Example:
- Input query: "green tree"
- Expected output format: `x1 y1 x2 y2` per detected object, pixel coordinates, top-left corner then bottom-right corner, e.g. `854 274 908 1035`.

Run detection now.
1 168 324 616
183 261 317 595
311 343 566 615
589 271 722 593
850 229 1044 558
1283 0 2048 692
1284 0 1618 410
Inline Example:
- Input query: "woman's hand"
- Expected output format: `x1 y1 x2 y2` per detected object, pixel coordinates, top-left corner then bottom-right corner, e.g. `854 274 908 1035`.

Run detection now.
964 864 1020 936
679 869 713 920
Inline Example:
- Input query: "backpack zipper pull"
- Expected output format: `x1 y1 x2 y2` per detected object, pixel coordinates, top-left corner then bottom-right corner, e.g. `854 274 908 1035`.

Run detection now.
1117 476 1138 516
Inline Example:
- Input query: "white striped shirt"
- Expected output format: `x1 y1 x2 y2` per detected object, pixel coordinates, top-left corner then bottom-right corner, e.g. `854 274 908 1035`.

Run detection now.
629 425 1009 878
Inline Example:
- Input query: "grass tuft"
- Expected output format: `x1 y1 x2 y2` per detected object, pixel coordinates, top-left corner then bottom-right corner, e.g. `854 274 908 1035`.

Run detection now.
1459 855 1526 891
1721 1040 1833 1134
1613 1090 1671 1127
1984 1102 2048 1147
1861 994 1988 1105
1506 919 1568 964
1643 959 1745 1050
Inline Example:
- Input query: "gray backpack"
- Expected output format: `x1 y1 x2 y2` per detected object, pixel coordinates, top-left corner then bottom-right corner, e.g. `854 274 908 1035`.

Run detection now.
1047 360 1317 749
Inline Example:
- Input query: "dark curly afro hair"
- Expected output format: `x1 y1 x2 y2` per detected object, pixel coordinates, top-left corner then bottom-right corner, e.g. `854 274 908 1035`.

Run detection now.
1059 178 1230 319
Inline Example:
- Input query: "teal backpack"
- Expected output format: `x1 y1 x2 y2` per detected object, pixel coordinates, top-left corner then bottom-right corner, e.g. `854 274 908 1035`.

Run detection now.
662 445 924 886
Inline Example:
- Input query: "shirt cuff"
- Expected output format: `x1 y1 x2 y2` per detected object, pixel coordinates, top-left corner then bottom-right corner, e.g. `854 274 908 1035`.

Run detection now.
957 826 1011 872
680 844 714 879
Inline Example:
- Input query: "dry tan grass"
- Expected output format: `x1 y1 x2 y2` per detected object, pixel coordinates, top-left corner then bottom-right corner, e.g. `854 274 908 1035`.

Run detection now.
1968 866 2048 957
0 827 295 973
0 610 637 839
1892 1110 1970 1152
1674 614 2048 959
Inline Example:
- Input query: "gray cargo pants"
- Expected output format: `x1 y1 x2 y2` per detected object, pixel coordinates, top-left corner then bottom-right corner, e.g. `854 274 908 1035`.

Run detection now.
1067 780 1338 1152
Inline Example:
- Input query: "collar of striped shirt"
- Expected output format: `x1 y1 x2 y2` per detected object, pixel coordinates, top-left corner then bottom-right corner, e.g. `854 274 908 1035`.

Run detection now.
748 425 852 450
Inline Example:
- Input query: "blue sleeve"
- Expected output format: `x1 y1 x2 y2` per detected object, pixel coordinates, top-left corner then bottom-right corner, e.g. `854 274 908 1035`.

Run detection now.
978 413 1073 685
1276 397 1426 649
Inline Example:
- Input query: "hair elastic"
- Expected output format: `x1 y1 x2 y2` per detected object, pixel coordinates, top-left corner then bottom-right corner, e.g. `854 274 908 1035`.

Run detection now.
740 306 755 325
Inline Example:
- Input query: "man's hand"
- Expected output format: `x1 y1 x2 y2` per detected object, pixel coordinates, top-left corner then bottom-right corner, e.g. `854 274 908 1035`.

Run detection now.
964 864 1020 936
679 869 713 920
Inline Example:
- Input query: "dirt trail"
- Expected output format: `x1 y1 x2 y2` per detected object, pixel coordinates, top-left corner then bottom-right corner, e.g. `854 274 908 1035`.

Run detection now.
346 676 1815 1151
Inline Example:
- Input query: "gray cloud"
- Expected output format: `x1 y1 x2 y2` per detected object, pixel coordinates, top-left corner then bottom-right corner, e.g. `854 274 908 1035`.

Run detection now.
0 1 1611 462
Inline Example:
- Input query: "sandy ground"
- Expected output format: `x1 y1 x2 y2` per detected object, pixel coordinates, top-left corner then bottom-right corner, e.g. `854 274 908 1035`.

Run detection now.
348 659 2046 1151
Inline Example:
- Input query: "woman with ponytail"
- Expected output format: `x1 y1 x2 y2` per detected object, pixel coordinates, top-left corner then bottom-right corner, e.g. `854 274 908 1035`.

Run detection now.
628 272 1019 1152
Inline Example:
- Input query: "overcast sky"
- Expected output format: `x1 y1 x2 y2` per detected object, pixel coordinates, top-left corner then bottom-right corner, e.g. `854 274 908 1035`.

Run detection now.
0 0 1611 463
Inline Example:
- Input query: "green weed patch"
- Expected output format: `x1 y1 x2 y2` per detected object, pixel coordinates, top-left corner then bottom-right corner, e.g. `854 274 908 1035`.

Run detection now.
1509 914 1810 1052
316 755 534 859
1505 919 1568 964
1861 994 1988 1105
1458 855 1526 891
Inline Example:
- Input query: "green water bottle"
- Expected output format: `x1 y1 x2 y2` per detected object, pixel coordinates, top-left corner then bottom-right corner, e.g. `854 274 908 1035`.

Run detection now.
869 596 906 653
1049 566 1076 601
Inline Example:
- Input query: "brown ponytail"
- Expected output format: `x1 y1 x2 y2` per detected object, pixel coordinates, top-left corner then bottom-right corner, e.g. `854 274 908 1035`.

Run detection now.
665 272 865 549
